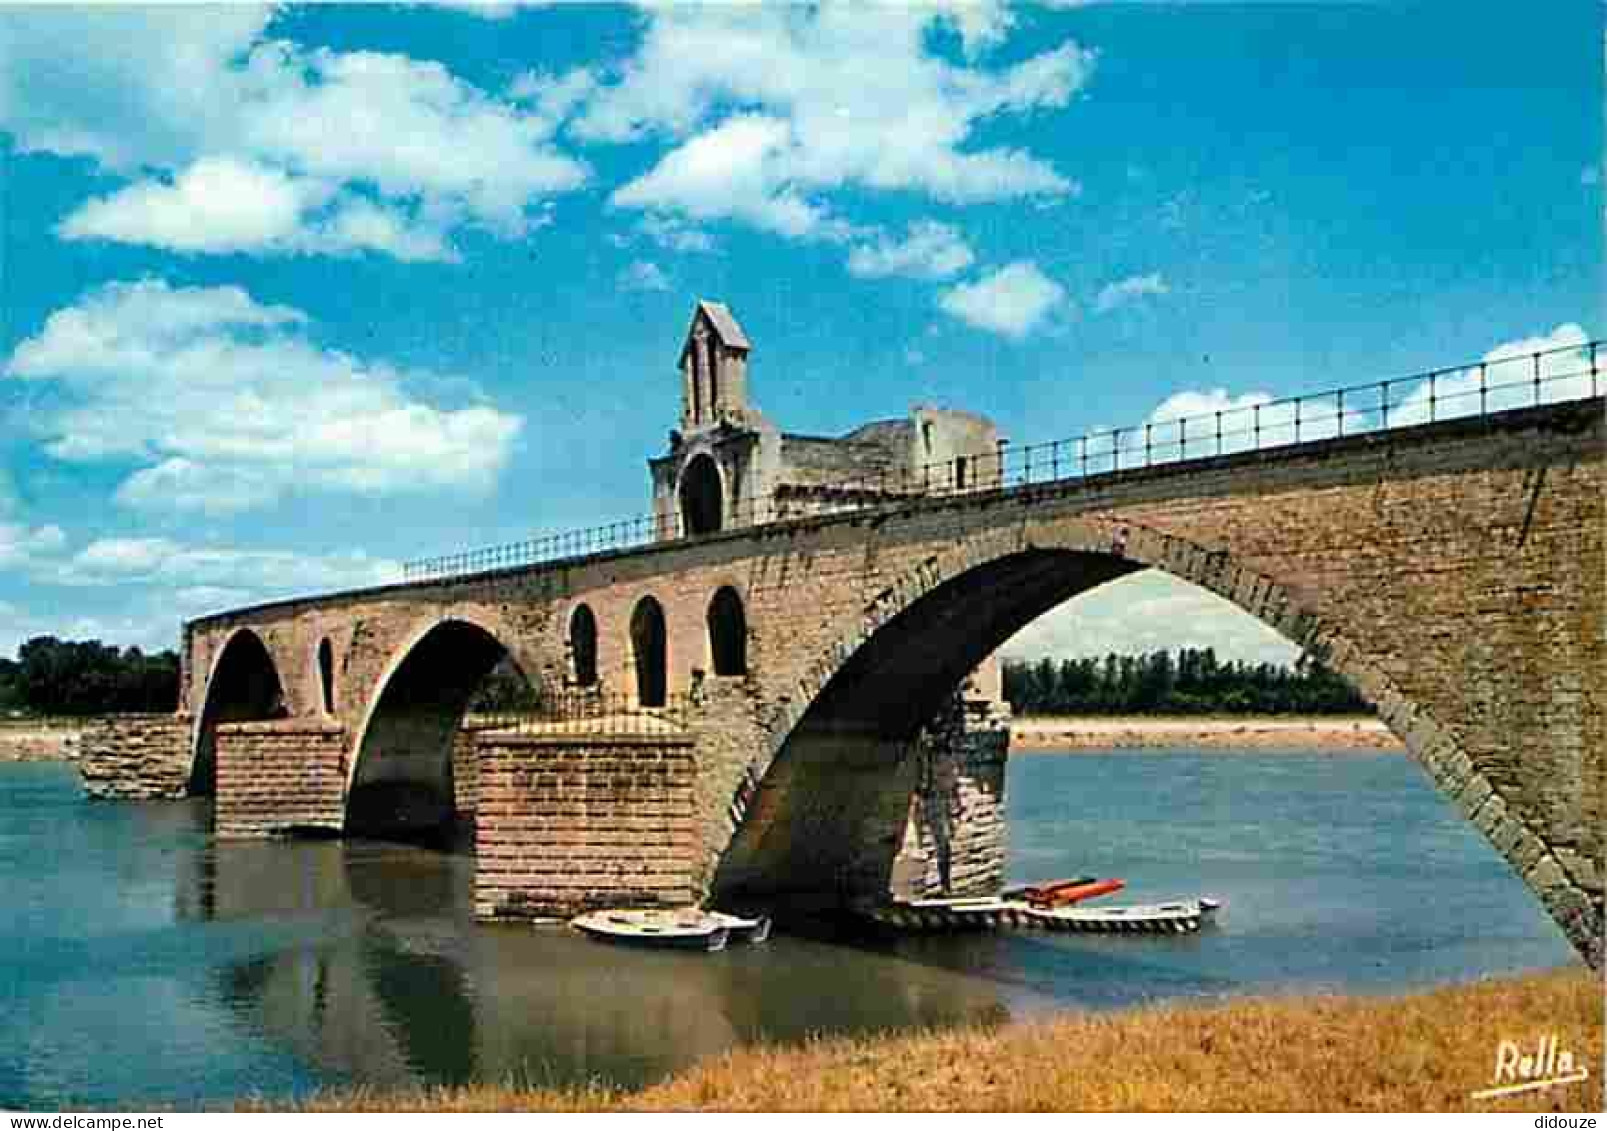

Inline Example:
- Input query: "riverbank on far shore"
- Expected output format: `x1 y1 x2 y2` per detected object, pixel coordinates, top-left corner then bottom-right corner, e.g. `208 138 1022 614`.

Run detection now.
260 966 1601 1113
0 714 1404 762
0 721 82 763
1009 713 1403 752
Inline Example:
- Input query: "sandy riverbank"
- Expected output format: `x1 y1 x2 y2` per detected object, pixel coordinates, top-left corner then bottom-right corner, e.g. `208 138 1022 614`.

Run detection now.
260 966 1602 1112
0 716 1403 760
1009 713 1403 752
0 723 83 762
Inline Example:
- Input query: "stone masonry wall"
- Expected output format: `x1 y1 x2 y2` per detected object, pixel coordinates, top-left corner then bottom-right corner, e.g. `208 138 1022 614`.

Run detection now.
79 714 193 800
452 725 482 817
890 699 1011 899
214 719 347 837
475 730 699 919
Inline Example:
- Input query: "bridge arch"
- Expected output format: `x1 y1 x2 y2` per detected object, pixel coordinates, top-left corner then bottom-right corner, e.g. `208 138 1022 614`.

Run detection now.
754 517 1390 773
710 514 1593 954
347 613 541 839
190 627 288 797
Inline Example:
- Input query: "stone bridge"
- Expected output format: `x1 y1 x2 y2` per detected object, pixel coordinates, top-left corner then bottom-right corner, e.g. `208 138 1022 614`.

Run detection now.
86 399 1605 965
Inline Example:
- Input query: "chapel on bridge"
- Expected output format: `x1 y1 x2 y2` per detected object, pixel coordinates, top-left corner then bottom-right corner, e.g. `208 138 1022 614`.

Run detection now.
649 299 1003 537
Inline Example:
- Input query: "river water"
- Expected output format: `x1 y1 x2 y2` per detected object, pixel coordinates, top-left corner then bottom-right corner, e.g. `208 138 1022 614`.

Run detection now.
0 750 1578 1108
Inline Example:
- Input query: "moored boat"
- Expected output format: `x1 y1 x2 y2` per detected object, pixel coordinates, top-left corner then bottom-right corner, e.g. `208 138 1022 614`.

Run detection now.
708 910 773 944
1002 876 1126 906
861 895 1221 935
570 908 731 951
1020 897 1221 934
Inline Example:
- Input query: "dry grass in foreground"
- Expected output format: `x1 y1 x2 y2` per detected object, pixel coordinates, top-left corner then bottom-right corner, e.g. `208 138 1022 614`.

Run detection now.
258 966 1604 1113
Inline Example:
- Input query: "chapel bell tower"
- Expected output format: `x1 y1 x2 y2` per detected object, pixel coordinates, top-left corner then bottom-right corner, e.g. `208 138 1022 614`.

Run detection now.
678 300 752 432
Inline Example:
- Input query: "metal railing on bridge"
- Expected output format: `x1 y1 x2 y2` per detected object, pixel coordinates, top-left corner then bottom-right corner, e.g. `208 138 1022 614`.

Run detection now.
403 339 1602 584
465 689 692 736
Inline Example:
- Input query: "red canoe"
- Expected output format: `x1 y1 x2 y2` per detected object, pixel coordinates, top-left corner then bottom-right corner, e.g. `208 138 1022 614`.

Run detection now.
1003 877 1126 907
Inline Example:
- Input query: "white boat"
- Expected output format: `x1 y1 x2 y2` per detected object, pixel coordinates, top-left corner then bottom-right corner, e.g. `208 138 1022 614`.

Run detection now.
570 908 731 951
1021 897 1222 934
708 910 773 944
862 896 1221 935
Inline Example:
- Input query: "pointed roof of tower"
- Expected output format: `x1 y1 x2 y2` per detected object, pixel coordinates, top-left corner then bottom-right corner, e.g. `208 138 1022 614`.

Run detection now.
679 299 750 365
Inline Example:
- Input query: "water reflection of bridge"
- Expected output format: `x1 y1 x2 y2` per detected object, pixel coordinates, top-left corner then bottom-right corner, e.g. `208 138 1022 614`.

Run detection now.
175 836 1012 1091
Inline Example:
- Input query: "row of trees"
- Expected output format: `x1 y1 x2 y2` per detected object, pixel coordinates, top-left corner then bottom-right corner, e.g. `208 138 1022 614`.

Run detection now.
0 637 180 716
1002 647 1370 716
0 636 1369 719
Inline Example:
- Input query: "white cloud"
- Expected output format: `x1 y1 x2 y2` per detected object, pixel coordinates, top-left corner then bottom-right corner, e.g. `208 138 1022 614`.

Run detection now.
848 221 975 281
427 0 527 18
633 213 718 254
508 66 598 122
1094 272 1169 314
2 6 588 260
619 260 671 292
60 157 314 253
929 0 1017 57
938 261 1066 339
613 114 839 240
60 538 398 593
0 5 274 172
0 523 67 570
1122 322 1598 468
1147 388 1270 422
238 45 586 234
112 459 282 518
0 534 402 657
5 279 523 516
1132 384 1343 462
57 157 457 262
1000 570 1299 667
583 5 1091 238
173 586 254 613
1391 323 1596 427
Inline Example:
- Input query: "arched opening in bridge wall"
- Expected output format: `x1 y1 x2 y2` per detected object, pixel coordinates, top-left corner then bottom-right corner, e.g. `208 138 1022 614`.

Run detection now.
348 619 533 841
711 535 1592 969
192 629 288 797
679 454 723 535
713 545 1421 909
713 549 1142 902
707 587 748 676
317 638 336 714
630 597 668 708
569 604 598 687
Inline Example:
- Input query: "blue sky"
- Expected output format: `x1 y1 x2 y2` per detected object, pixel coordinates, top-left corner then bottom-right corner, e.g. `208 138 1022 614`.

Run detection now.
0 1 1601 664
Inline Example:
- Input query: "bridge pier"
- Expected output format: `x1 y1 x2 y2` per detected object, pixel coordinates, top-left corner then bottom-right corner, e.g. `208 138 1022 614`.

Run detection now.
891 697 1011 899
474 727 700 919
79 713 193 800
704 688 1013 908
214 719 348 838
